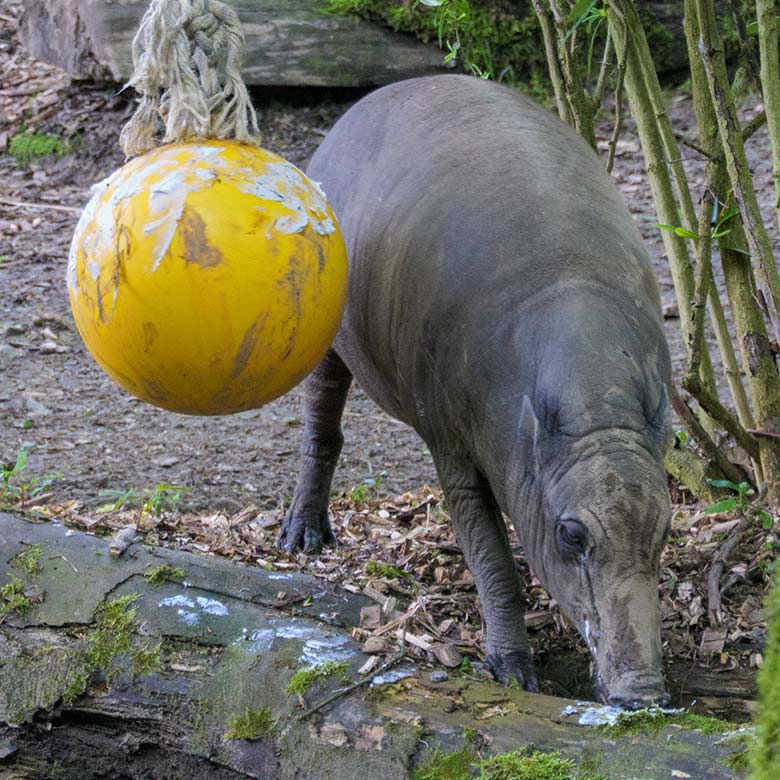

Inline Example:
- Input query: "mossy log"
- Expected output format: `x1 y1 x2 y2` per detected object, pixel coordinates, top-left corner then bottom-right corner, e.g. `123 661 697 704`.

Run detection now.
18 0 449 87
0 514 748 779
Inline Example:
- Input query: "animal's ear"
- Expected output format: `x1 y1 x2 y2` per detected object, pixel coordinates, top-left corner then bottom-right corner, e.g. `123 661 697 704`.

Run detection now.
648 385 671 451
520 395 542 476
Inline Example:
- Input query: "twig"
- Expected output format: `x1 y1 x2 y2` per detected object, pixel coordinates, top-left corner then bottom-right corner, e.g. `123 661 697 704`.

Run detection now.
50 553 79 574
606 52 626 174
291 622 409 724
707 517 749 625
673 132 713 159
742 110 767 141
747 428 780 440
0 198 80 214
669 385 752 486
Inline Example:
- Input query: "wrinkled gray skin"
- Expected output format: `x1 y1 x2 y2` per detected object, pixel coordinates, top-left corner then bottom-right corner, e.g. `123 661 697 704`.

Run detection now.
279 75 673 709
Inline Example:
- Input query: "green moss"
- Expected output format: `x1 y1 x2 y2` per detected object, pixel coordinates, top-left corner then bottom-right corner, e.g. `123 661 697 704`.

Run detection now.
285 660 351 697
86 594 140 679
225 707 276 739
62 593 161 701
0 545 44 618
751 570 780 779
0 574 31 617
477 748 574 780
13 545 42 577
62 669 89 705
726 745 750 774
600 708 737 737
144 565 185 585
131 642 162 676
413 746 475 780
8 133 69 165
366 560 409 579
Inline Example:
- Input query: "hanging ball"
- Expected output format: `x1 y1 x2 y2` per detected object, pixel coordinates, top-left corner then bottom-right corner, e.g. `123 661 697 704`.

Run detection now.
68 140 348 415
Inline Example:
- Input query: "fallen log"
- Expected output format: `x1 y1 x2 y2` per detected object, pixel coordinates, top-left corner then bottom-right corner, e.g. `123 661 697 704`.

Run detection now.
0 514 748 778
18 0 449 86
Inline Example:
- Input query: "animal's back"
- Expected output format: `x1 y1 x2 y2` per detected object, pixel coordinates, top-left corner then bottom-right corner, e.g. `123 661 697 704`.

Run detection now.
306 75 665 425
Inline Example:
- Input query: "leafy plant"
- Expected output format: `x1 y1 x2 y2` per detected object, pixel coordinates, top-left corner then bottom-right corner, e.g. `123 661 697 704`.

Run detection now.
96 484 188 515
0 448 62 504
705 478 775 529
8 132 70 165
141 483 188 516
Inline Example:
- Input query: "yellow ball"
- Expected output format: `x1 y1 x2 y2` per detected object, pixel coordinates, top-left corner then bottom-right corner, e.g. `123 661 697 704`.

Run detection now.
68 140 347 415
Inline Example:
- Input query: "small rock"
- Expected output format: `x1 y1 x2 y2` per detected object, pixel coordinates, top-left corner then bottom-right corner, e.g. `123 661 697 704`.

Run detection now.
431 642 462 668
429 670 449 683
39 341 58 353
4 323 25 337
360 605 382 630
362 635 389 655
41 327 57 341
0 739 16 760
0 344 20 369
25 397 51 416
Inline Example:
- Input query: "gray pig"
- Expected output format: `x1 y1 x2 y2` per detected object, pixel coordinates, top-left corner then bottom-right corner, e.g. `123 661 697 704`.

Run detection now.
279 75 672 709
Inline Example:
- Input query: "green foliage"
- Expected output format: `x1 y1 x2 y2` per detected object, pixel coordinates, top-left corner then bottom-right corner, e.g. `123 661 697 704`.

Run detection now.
0 545 44 619
600 708 736 737
656 202 741 244
285 661 351 696
8 132 69 165
0 574 30 618
412 746 607 780
79 594 160 687
142 484 188 516
477 748 574 780
226 707 276 739
751 569 780 780
325 0 548 88
144 565 185 585
366 560 409 579
97 483 188 515
349 482 370 503
413 746 475 780
86 594 141 679
0 448 62 504
14 545 42 578
704 479 775 529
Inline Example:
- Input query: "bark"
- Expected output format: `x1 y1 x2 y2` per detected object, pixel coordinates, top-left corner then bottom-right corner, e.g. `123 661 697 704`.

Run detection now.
0 514 746 779
18 0 448 87
756 0 780 234
685 0 780 507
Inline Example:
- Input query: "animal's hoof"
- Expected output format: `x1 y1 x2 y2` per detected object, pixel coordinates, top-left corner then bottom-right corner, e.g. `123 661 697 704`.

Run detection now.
277 510 336 555
485 651 539 692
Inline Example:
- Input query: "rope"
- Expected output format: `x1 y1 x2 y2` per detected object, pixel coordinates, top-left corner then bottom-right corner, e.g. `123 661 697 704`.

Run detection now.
119 0 260 158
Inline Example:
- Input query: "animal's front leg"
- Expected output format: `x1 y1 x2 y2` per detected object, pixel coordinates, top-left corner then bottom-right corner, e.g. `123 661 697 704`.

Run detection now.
434 451 538 691
279 349 352 554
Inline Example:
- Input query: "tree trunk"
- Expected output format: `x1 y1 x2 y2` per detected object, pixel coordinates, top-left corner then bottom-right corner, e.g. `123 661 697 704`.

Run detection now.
18 0 449 87
0 514 747 779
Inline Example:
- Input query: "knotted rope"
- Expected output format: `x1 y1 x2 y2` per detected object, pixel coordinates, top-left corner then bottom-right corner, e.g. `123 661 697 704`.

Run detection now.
120 0 260 158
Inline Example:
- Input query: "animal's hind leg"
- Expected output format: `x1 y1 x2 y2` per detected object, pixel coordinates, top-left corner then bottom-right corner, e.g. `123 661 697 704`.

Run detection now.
278 349 352 554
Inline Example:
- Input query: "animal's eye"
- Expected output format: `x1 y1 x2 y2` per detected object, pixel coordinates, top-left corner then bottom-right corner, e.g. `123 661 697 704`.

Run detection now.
556 517 589 559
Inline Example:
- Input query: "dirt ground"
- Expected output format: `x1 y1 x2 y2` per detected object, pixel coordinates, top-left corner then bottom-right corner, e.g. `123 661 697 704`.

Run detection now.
1 2 777 511
1 1 779 713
